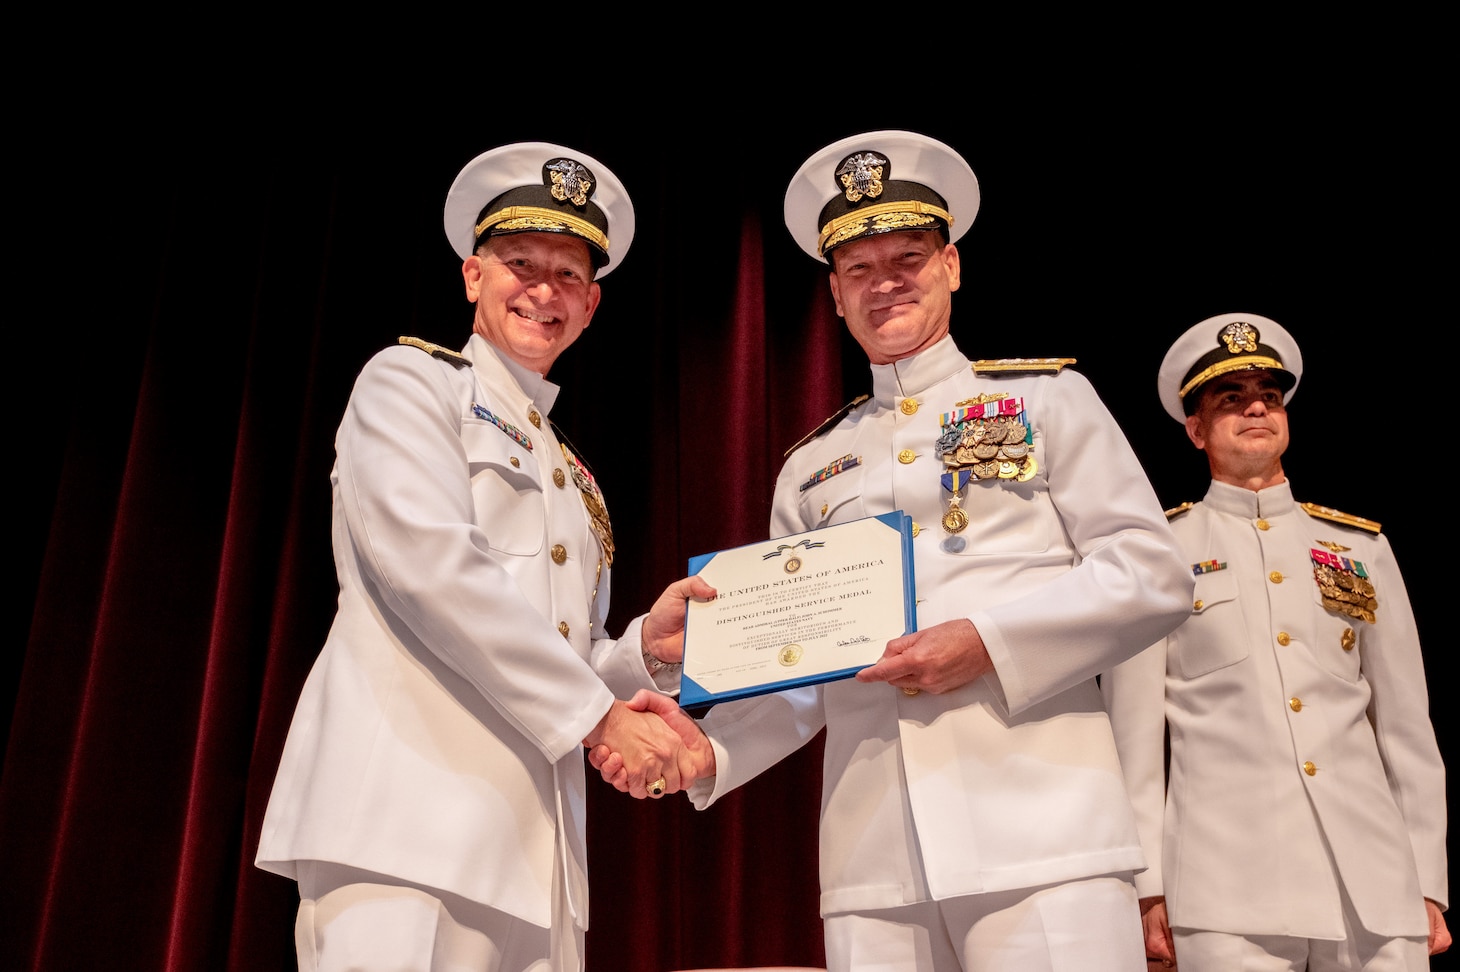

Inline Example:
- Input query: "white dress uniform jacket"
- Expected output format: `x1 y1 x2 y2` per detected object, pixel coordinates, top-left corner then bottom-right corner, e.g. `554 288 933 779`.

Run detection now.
691 335 1193 916
257 334 663 931
1103 479 1448 938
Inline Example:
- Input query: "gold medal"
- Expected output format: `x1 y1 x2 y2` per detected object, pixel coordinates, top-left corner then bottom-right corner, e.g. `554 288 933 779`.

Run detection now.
561 441 615 566
943 506 969 534
1314 562 1378 623
943 469 970 534
972 442 1000 460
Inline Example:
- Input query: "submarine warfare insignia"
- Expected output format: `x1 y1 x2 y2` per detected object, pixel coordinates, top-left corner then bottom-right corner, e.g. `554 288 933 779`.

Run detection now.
561 441 615 566
1310 547 1378 624
936 395 1035 533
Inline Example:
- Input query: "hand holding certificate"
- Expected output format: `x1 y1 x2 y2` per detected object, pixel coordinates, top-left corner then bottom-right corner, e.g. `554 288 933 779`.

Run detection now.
679 512 917 708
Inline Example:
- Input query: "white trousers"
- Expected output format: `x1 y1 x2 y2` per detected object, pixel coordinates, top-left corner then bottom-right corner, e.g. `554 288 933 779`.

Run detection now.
1171 850 1428 972
294 861 583 972
822 872 1144 972
1173 926 1426 971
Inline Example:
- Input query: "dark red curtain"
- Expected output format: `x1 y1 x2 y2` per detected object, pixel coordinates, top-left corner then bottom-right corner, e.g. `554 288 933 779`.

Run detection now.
7 96 1453 971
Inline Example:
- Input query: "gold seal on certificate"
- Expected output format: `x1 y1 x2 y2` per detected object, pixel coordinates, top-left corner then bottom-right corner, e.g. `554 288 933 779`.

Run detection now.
679 512 917 708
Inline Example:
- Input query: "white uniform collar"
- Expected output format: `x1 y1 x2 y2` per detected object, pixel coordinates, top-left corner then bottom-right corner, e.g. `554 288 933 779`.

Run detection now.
1203 477 1295 519
870 333 968 405
464 333 561 415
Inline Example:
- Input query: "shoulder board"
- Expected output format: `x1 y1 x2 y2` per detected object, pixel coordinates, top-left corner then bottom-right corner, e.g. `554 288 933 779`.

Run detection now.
398 336 471 366
784 394 871 458
1300 502 1381 534
1164 502 1195 520
972 357 1076 375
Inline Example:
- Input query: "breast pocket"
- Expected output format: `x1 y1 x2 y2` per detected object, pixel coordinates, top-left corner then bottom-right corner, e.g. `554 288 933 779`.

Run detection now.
461 421 544 556
1172 568 1249 678
956 451 1052 555
798 470 868 528
1310 580 1364 683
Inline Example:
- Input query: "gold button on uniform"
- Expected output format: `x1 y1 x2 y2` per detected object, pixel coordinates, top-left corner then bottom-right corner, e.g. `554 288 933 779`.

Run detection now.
1303 761 1317 776
509 456 520 468
553 468 566 489
1341 628 1355 651
557 621 570 638
821 504 828 516
1289 697 1303 712
551 544 567 564
898 450 917 464
528 410 542 428
1256 519 1270 531
1269 571 1284 584
901 687 920 696
1276 632 1290 646
1193 599 1204 611
899 399 919 415
911 522 920 537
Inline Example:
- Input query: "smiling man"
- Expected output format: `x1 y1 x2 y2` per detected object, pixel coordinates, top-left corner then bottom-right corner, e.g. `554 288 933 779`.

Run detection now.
1103 313 1450 970
256 142 712 972
603 130 1194 971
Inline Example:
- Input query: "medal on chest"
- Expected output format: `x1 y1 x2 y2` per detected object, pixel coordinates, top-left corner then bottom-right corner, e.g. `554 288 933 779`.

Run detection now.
934 393 1036 534
1310 547 1378 624
560 441 615 566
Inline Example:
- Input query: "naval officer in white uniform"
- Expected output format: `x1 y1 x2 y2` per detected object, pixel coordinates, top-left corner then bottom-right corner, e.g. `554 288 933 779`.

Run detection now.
597 130 1193 972
1103 312 1449 970
257 142 712 972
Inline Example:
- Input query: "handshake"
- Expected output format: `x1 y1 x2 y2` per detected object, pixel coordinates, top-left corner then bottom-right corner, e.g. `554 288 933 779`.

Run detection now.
582 574 719 799
583 690 716 799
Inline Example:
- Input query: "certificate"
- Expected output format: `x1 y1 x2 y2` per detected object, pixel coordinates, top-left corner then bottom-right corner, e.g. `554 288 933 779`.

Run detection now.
679 512 917 708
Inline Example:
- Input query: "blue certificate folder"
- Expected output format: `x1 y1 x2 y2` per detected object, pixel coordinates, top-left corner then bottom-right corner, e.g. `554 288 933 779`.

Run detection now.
679 511 917 709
